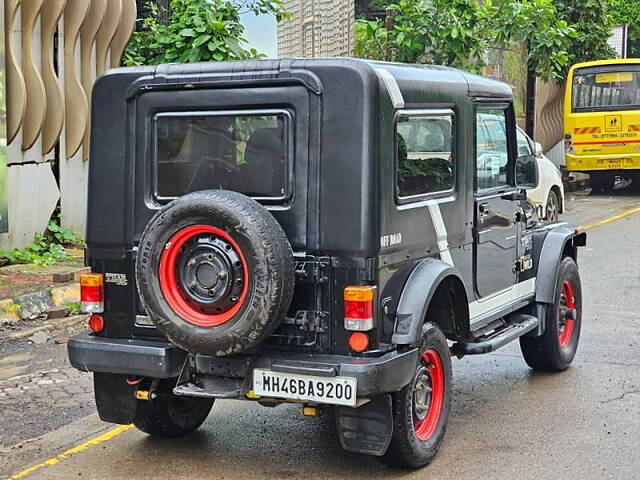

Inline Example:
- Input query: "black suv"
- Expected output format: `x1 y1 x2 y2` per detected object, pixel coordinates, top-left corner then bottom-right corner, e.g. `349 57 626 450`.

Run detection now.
68 58 586 469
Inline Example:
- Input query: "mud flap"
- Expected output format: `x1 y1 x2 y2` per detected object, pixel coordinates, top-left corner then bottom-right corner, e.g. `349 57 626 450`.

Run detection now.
94 373 137 425
335 394 393 456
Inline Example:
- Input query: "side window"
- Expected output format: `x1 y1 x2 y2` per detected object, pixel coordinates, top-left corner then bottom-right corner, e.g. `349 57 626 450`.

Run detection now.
516 129 532 157
396 112 455 199
476 109 509 190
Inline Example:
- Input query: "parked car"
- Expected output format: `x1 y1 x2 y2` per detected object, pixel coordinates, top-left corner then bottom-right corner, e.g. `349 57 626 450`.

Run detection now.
516 127 564 222
476 113 564 222
68 59 586 470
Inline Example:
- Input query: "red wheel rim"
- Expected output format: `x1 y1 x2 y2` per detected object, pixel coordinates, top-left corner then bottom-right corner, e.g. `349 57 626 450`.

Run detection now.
158 225 248 327
558 280 575 348
413 349 445 442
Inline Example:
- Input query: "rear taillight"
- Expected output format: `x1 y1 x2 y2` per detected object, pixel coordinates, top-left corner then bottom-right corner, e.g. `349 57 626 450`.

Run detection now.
344 286 375 331
80 273 104 313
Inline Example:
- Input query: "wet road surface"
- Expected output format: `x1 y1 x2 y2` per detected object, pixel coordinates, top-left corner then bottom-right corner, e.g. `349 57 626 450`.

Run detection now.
2 189 640 479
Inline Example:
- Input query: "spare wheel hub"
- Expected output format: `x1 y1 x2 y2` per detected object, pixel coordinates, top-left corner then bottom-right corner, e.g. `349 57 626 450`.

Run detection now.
159 225 248 327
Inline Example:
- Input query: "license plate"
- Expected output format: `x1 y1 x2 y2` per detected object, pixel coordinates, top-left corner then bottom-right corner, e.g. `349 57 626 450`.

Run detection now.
253 369 357 407
607 158 625 168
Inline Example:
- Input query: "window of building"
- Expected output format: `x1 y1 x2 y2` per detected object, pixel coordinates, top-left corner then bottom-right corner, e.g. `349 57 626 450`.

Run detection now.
396 111 455 199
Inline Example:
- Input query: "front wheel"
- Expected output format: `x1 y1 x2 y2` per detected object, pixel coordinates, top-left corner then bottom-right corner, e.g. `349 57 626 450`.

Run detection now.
545 190 560 222
520 256 582 371
380 323 452 469
133 379 214 437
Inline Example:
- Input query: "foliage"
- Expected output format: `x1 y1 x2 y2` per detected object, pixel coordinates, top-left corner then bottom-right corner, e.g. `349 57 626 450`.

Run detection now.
354 0 485 71
124 0 288 65
484 0 577 82
0 216 81 266
555 0 616 70
0 234 68 266
610 0 640 57
66 301 81 315
354 0 578 81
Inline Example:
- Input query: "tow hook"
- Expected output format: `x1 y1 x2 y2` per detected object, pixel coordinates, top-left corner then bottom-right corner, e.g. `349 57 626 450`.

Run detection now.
301 405 321 417
132 378 158 401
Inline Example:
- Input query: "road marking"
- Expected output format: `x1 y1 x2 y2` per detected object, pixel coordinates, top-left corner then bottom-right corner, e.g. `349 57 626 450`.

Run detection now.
10 424 133 479
583 206 640 230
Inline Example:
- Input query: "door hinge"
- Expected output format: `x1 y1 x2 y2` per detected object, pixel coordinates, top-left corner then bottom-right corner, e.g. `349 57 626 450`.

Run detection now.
294 258 329 283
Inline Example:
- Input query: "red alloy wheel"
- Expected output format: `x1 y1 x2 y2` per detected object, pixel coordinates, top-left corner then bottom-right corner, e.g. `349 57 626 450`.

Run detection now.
413 349 445 442
158 225 248 328
558 280 575 348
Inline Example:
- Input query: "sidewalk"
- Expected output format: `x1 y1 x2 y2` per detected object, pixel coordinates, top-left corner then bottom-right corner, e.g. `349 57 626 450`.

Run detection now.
0 253 87 326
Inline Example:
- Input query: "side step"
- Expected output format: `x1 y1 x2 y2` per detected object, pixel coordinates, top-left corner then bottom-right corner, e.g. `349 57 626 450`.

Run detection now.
451 314 538 356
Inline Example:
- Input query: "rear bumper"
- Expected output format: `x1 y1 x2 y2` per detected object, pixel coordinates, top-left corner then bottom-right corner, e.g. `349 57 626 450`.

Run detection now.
566 152 640 171
68 333 187 378
67 333 419 396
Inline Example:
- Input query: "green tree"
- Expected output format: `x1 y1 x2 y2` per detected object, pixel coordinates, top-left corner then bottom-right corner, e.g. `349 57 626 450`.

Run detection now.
124 0 288 65
354 0 576 82
610 0 640 56
354 0 485 70
555 0 616 69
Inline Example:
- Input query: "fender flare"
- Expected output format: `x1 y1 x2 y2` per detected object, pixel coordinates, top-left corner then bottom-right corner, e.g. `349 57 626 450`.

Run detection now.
535 224 586 304
392 258 469 347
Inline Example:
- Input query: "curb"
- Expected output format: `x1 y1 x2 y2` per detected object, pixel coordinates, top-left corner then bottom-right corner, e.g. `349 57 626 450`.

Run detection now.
0 282 80 325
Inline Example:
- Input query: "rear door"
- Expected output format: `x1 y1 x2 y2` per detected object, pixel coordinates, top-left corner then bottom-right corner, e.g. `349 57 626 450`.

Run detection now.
473 106 519 298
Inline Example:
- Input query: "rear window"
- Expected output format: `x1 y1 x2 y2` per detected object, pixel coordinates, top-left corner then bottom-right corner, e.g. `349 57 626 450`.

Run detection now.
153 111 290 201
572 67 640 111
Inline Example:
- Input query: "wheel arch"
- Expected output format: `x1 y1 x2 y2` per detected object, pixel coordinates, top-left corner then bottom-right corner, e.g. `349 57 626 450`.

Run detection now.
535 225 586 304
392 259 470 347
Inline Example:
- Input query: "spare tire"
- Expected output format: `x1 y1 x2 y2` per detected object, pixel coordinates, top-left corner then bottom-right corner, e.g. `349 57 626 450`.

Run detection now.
136 190 294 356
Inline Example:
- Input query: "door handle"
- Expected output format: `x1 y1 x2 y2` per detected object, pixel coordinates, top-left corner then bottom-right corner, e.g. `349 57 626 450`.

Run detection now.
479 203 490 216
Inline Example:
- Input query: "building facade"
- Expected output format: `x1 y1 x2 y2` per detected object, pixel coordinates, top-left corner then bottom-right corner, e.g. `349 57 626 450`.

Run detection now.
277 0 355 58
2 0 136 248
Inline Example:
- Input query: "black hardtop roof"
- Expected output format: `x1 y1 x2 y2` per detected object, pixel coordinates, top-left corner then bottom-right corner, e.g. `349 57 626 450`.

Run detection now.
102 57 512 101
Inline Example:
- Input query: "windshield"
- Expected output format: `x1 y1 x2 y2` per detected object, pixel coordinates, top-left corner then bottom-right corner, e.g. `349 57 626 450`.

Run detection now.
572 67 640 111
154 111 289 200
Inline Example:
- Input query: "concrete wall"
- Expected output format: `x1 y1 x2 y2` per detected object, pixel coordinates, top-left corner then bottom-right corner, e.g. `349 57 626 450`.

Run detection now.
1 0 136 248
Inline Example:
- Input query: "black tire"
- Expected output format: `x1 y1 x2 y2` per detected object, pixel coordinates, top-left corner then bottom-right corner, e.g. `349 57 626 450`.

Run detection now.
590 172 615 193
380 323 452 469
520 256 582 371
545 189 560 223
136 190 294 356
133 379 214 437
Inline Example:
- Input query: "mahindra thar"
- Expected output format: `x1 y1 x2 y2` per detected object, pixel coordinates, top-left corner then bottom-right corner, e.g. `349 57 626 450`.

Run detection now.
68 58 586 469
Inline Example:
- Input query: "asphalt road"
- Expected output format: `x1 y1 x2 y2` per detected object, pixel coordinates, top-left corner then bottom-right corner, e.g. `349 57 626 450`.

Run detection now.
3 188 640 480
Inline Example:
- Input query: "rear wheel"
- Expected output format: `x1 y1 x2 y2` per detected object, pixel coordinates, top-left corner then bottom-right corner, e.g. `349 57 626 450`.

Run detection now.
590 172 615 193
133 379 214 437
380 323 452 469
520 256 582 371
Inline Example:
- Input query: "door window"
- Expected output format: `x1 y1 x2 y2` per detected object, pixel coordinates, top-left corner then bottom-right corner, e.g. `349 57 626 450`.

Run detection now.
396 112 455 199
476 110 509 190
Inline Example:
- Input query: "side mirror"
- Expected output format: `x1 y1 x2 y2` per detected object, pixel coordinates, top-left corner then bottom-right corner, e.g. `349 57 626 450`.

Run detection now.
534 142 543 156
515 154 537 189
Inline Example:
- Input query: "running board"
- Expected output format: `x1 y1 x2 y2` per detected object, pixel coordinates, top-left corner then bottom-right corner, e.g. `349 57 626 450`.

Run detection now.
451 314 538 356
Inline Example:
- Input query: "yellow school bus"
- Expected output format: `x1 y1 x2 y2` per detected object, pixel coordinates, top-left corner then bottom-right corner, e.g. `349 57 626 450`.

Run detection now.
564 59 640 192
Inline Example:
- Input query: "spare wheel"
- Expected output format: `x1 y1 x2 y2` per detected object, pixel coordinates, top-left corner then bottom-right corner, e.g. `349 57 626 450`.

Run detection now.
136 190 294 356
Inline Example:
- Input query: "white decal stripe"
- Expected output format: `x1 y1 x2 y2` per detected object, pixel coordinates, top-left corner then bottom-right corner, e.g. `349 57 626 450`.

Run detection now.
426 201 453 265
374 68 405 109
469 277 537 323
